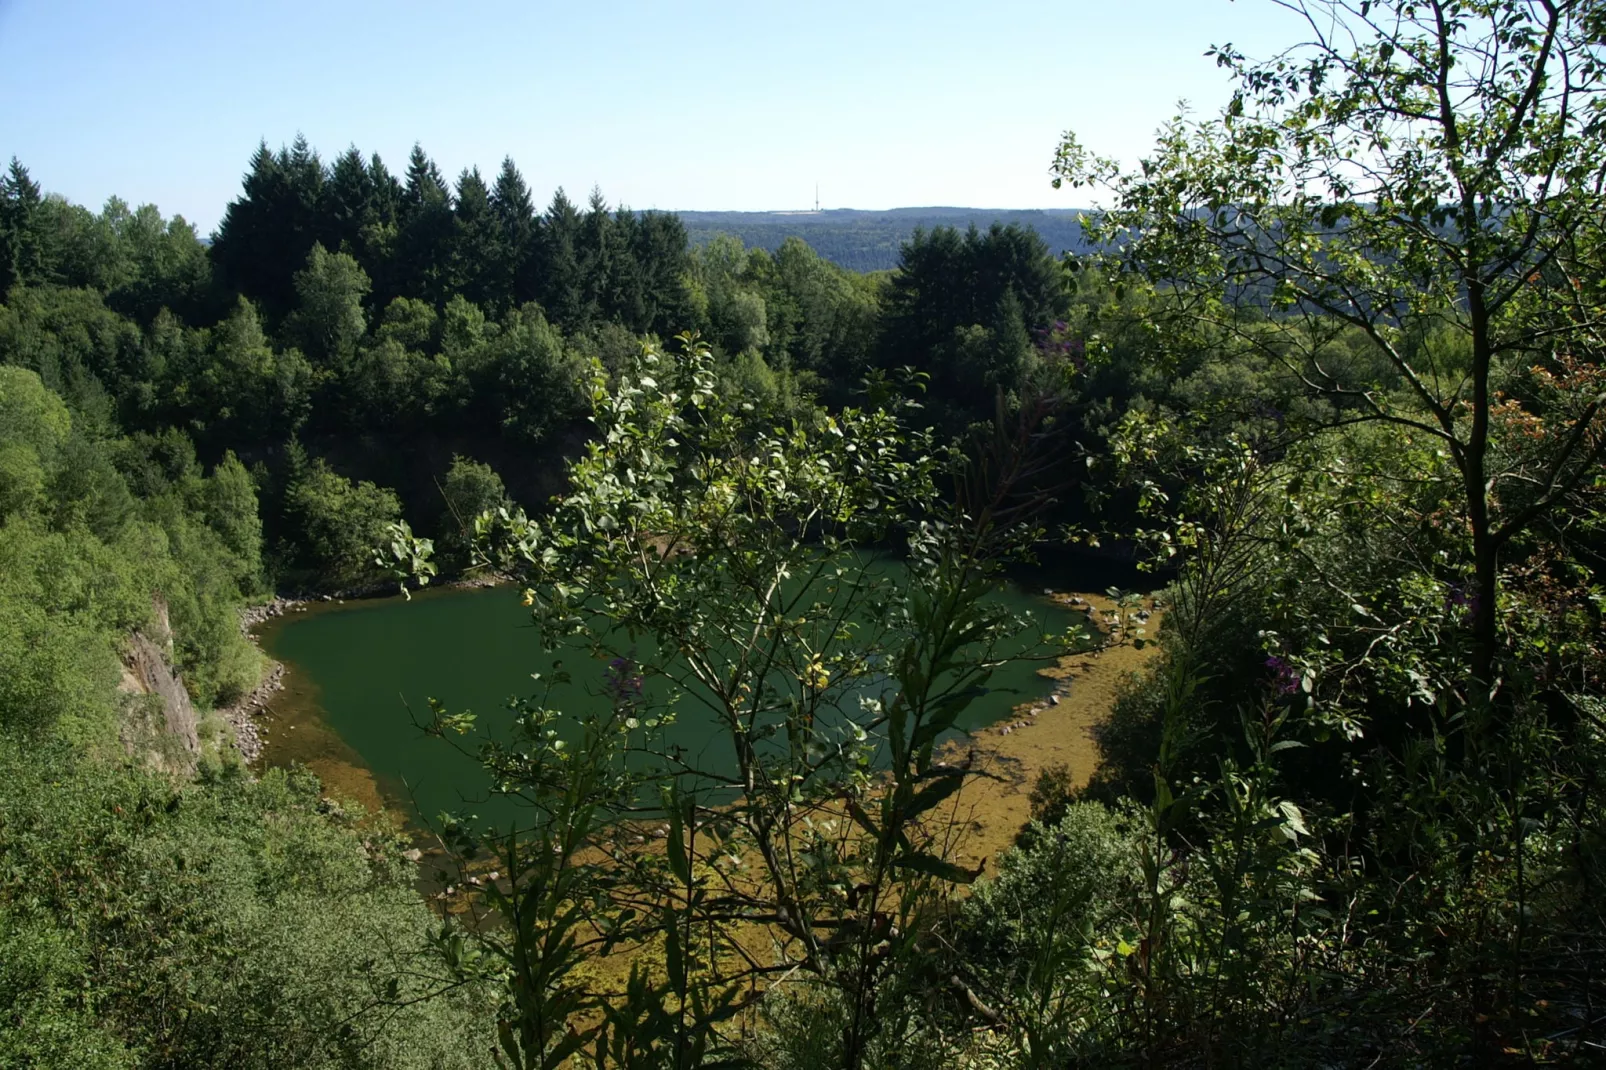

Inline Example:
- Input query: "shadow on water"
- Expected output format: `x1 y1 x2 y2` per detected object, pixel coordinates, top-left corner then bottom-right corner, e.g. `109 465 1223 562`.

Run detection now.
255 560 1105 835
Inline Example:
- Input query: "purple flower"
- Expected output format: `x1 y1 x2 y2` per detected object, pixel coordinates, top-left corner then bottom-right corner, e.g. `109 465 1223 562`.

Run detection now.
1265 655 1301 696
604 654 644 701
1445 583 1481 619
1032 323 1088 371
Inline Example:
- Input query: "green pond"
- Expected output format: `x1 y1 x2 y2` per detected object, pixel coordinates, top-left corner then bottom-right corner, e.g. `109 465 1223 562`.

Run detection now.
256 563 1083 830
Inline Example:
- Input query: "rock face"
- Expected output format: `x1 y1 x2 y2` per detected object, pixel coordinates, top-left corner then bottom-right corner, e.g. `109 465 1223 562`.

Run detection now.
118 596 200 770
123 631 201 752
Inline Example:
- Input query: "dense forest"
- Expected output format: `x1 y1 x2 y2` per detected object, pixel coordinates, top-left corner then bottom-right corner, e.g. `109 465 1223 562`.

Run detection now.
0 140 1069 592
4 0 1606 1066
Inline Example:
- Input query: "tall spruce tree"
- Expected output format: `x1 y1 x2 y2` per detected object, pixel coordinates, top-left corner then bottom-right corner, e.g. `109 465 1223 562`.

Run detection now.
604 206 648 331
489 157 538 307
395 144 456 305
451 167 500 311
369 153 402 222
363 153 403 305
323 147 378 261
630 209 695 336
210 143 280 309
0 159 43 291
212 136 326 317
283 134 325 219
538 188 584 329
879 223 1065 422
400 144 450 215
577 187 616 326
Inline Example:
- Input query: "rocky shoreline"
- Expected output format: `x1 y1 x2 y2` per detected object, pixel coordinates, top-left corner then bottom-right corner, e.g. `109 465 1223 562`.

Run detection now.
219 598 303 762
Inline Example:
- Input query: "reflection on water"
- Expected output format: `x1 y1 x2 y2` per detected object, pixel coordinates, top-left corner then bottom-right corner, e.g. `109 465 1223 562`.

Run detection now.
256 568 1084 830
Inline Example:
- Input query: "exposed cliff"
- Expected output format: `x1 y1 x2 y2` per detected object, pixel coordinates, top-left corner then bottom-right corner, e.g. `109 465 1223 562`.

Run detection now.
117 596 201 774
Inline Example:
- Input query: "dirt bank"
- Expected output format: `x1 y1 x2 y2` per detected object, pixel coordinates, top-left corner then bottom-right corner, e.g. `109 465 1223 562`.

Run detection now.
937 589 1164 876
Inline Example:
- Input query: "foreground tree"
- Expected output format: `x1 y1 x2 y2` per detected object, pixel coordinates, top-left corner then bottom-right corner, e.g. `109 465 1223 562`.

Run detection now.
1034 3 1606 1058
390 337 1081 1066
1056 0 1606 694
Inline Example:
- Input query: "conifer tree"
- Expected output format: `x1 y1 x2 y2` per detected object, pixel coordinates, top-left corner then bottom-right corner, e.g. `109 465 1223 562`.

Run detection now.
0 155 43 287
0 158 43 291
400 144 450 215
451 167 500 310
489 157 538 307
323 146 378 258
211 142 281 308
212 137 326 316
368 153 402 222
630 210 695 336
283 134 325 211
538 188 584 328
577 187 615 326
879 223 1065 423
363 153 404 306
604 206 648 330
396 144 456 304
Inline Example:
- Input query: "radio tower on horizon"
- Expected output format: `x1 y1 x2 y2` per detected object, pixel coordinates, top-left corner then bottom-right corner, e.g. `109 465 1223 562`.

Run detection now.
815 183 820 212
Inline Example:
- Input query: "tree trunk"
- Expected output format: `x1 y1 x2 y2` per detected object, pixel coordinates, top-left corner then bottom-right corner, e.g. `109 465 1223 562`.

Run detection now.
1465 278 1499 699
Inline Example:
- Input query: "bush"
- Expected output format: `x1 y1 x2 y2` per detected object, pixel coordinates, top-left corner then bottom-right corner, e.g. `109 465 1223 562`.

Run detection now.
0 914 135 1069
0 738 493 1069
279 455 401 592
745 981 966 1070
963 801 1142 969
435 454 509 571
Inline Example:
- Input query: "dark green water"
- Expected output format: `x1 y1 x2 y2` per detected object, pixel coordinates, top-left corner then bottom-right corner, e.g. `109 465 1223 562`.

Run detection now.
257 570 1081 829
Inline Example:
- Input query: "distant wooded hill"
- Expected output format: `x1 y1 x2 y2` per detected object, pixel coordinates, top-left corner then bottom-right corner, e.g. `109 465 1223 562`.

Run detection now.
677 207 1092 272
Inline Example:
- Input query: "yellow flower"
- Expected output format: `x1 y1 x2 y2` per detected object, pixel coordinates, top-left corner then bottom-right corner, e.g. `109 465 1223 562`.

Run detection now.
802 657 829 691
521 589 535 607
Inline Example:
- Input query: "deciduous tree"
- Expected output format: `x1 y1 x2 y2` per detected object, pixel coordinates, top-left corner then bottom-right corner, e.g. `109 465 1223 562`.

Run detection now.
1057 0 1606 692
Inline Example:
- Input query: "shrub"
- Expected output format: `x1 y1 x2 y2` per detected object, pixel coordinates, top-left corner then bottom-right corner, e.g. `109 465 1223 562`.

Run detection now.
0 739 493 1069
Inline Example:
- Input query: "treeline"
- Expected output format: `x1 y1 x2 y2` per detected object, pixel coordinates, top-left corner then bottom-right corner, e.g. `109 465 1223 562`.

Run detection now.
680 207 1094 272
0 146 526 1067
212 139 695 333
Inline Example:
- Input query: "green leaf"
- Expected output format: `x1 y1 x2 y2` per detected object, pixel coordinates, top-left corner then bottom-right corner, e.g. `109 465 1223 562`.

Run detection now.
666 799 690 885
1278 799 1309 838
908 687 985 753
498 1019 524 1070
541 1026 594 1070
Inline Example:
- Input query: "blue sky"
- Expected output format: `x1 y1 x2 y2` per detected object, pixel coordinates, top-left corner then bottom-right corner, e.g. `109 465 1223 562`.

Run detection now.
0 0 1309 234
